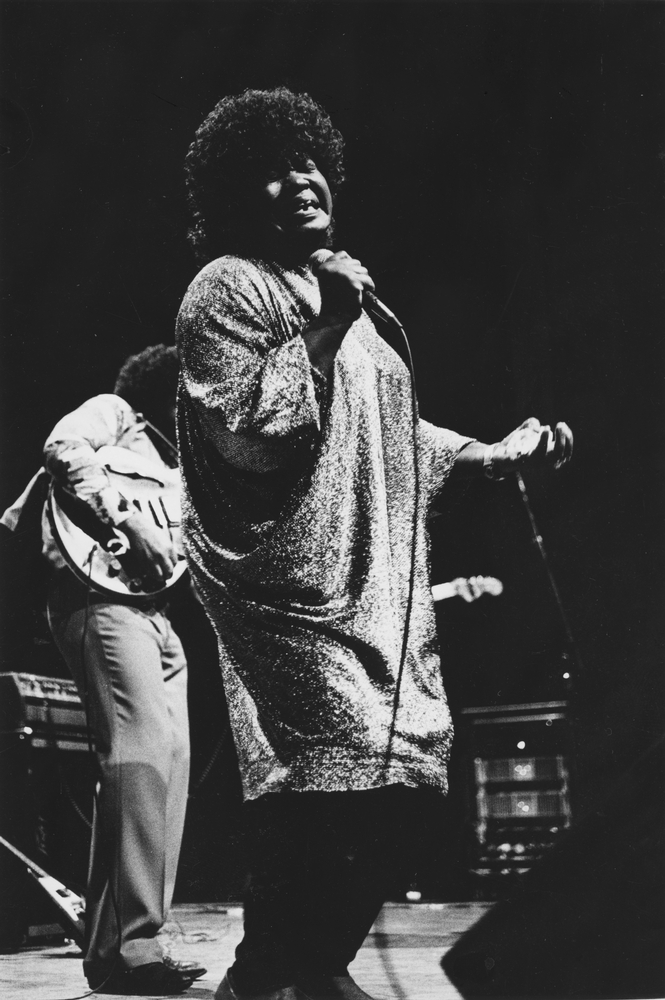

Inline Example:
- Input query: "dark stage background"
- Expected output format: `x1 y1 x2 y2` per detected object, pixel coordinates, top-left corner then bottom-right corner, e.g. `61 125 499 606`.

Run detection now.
1 1 663 902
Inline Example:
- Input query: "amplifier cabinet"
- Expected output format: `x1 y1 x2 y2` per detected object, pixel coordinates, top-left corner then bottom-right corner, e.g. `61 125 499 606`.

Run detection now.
461 702 572 885
0 672 91 751
0 673 94 944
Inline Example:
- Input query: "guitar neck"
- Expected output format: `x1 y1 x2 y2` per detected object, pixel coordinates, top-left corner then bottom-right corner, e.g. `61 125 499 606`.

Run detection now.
431 576 504 602
431 581 456 601
0 833 49 878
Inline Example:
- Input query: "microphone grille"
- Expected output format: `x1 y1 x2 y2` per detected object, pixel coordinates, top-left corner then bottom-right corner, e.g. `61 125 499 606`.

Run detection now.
308 248 334 271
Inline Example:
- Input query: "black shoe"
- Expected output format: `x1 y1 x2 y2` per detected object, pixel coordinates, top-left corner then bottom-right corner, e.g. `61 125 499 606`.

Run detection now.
215 970 308 1000
88 961 194 995
296 974 378 1000
164 954 207 980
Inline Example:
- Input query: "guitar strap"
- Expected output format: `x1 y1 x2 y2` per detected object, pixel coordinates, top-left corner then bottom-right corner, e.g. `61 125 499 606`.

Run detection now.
141 417 178 469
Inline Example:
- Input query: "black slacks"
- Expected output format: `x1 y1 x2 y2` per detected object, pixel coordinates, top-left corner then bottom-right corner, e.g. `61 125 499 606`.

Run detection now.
230 784 439 992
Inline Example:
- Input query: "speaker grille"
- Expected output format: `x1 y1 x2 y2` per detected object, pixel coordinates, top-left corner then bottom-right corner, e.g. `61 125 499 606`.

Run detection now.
476 755 565 784
480 789 568 819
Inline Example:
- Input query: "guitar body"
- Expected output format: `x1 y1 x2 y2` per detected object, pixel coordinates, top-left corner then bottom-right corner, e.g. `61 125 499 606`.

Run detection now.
48 445 188 603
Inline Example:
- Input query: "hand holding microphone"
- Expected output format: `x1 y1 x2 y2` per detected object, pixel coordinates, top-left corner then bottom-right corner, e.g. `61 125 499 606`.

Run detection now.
309 249 374 322
303 249 406 380
309 249 400 326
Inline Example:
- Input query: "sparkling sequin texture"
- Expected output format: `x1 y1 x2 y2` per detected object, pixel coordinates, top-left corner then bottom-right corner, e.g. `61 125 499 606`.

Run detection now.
176 256 472 801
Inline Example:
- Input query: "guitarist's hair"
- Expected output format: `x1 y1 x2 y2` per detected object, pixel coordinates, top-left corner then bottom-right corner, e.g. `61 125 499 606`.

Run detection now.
114 344 179 420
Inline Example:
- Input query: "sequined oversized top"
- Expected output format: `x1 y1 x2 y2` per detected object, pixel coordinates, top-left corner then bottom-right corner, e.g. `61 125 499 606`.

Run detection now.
176 255 473 801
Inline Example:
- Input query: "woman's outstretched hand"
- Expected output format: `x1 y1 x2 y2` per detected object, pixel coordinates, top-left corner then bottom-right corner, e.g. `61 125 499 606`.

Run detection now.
485 417 573 479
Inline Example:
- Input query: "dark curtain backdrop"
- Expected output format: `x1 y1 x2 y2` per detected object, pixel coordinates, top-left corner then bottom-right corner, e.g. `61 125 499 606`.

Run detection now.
1 1 663 897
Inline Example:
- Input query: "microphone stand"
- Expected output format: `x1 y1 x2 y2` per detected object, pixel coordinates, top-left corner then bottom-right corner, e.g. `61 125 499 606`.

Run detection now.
514 471 583 678
515 470 584 818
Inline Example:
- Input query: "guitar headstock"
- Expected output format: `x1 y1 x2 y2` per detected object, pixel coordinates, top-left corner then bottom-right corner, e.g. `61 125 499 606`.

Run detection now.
477 576 504 597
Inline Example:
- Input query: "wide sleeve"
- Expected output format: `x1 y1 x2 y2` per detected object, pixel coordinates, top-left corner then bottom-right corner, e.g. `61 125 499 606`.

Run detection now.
418 419 475 503
43 394 137 527
177 261 324 473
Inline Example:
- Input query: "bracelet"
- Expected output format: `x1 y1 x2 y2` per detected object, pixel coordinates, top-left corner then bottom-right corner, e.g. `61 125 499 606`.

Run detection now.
483 444 506 481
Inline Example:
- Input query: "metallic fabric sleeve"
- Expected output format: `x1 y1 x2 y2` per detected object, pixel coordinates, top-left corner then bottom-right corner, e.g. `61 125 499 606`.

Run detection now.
178 258 323 474
418 419 475 505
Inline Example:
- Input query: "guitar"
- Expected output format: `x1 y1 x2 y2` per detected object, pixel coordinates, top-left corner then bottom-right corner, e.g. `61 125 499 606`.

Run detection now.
0 834 85 947
431 576 504 603
47 445 188 602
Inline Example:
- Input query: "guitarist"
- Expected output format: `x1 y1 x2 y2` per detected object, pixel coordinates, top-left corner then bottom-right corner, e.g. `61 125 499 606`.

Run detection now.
41 345 201 995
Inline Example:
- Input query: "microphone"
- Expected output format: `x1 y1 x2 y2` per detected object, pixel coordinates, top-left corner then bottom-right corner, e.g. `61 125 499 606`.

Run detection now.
308 249 400 326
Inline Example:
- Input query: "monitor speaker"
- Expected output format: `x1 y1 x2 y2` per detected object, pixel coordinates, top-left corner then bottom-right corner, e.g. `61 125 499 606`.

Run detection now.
442 736 665 998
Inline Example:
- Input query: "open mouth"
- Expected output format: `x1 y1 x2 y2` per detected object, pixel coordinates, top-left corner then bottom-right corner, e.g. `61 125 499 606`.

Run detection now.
290 195 320 216
272 191 329 231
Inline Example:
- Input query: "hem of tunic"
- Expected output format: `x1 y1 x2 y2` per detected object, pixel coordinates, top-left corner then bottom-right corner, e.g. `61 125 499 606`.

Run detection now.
240 745 450 802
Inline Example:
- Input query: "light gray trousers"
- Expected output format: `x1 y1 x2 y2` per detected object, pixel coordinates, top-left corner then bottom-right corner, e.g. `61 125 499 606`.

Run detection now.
48 572 190 976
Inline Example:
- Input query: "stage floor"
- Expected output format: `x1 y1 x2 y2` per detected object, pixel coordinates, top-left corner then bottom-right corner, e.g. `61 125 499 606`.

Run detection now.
0 901 492 1000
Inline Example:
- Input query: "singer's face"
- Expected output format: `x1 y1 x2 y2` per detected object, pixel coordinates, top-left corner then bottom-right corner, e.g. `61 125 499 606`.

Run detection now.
258 158 333 240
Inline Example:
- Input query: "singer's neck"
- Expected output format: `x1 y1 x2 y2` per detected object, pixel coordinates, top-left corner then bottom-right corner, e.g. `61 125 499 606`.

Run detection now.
235 226 334 269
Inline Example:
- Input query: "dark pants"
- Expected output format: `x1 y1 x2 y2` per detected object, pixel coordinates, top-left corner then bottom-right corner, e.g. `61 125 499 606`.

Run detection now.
231 785 438 993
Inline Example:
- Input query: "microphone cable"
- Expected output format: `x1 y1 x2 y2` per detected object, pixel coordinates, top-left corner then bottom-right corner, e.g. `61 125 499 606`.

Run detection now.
369 303 421 773
308 248 422 774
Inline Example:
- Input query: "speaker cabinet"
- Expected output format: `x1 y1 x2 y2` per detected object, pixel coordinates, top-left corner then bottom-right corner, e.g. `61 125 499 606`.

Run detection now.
442 736 665 998
461 702 572 891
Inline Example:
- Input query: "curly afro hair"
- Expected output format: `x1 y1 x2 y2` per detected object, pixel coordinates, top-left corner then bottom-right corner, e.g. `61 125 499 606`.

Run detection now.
185 87 345 264
114 344 179 420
